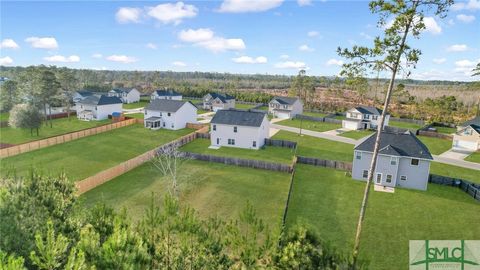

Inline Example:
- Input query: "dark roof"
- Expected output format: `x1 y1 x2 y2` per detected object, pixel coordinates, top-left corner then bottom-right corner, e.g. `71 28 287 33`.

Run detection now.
111 88 137 94
207 93 235 103
211 109 266 127
355 130 433 160
78 95 123 105
461 116 480 127
463 124 480 134
145 99 194 112
76 90 95 97
153 89 182 96
270 96 299 105
354 106 383 115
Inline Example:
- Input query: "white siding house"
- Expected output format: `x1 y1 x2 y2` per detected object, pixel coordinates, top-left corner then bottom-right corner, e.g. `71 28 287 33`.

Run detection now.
151 89 182 101
210 109 270 149
342 106 390 130
108 88 141 104
352 130 433 191
203 93 235 112
144 99 197 130
268 96 303 119
73 90 95 103
76 95 122 121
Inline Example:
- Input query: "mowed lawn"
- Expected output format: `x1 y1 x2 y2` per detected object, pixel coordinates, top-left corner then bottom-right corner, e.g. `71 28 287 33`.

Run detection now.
125 113 144 119
179 138 294 164
286 165 480 270
0 117 111 145
81 160 291 225
388 120 423 131
429 162 480 184
465 151 480 163
272 130 354 161
235 103 256 109
1 124 193 181
339 130 374 140
302 111 327 118
0 112 9 121
417 136 452 155
433 125 457 135
276 118 342 132
122 100 149 109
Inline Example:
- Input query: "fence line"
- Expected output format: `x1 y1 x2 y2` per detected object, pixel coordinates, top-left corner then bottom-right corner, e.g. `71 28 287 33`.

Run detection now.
264 138 297 149
0 119 138 158
296 156 353 171
418 130 453 140
390 117 425 126
428 174 479 201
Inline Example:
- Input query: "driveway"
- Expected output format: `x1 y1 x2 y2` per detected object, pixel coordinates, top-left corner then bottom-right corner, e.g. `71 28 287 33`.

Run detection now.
438 149 473 160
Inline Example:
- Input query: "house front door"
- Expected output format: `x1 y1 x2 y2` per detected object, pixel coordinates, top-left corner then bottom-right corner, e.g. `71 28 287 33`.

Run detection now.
216 138 220 145
363 123 368 129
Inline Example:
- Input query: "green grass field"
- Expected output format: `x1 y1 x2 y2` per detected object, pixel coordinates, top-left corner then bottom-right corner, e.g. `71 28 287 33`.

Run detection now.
179 138 294 164
332 115 346 120
122 100 149 109
272 130 354 161
235 103 256 109
1 124 193 181
125 113 144 119
0 117 111 144
302 111 327 118
418 136 452 155
433 126 457 135
429 162 480 184
80 160 291 225
286 165 480 270
0 112 9 122
339 130 374 140
256 106 269 111
465 151 480 163
388 120 423 131
276 118 342 132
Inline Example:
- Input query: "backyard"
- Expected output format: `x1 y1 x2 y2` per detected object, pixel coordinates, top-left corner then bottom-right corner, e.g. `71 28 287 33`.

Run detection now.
0 117 111 145
80 160 291 225
388 120 423 131
0 112 9 121
286 165 480 270
0 124 193 181
276 118 342 132
417 136 452 155
339 130 374 140
235 103 257 109
429 162 480 184
179 138 294 164
465 151 480 163
301 111 327 118
125 113 144 119
122 100 149 109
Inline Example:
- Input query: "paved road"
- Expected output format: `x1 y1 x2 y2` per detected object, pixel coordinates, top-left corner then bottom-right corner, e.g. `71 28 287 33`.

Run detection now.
271 124 480 171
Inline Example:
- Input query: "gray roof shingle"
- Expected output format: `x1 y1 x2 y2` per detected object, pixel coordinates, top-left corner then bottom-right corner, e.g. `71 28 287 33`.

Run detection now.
354 106 383 115
78 95 122 105
461 116 480 127
270 96 299 105
154 89 182 97
355 130 433 160
146 99 194 112
111 88 136 94
206 93 235 103
211 109 266 127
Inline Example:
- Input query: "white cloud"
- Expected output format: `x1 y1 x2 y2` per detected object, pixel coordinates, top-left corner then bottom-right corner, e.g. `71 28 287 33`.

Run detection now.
447 44 469 52
423 17 442 35
146 43 157 49
307 31 319 37
433 58 446 64
44 55 80 63
452 0 480 11
360 32 373 39
147 2 198 25
297 0 312 6
326 58 344 66
172 61 187 67
455 59 476 68
0 39 19 49
178 28 245 52
92 53 103 59
275 61 308 70
25 37 58 49
232 56 267 64
115 7 142 23
280 54 289 59
178 28 215 43
0 56 13 66
218 0 283 13
298 44 314 52
456 14 475 23
106 55 138 63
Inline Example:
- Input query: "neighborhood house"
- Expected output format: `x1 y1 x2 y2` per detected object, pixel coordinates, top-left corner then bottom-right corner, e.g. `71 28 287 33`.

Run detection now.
352 129 433 191
210 109 269 150
202 93 235 112
108 88 141 104
73 90 95 103
76 95 122 121
144 99 197 130
151 89 183 101
268 96 303 119
342 106 390 130
452 116 480 151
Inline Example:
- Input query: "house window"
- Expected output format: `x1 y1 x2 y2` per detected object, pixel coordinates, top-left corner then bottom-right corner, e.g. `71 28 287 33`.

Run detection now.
376 173 382 183
386 175 392 183
145 111 148 115
167 113 171 117
163 122 165 127
234 126 237 133
228 139 236 145
362 170 368 178
95 106 97 110
171 124 174 128
213 125 216 131
253 141 256 147
364 114 370 119
355 151 362 160
372 115 378 120
390 157 397 165
411 159 419 166
400 175 407 181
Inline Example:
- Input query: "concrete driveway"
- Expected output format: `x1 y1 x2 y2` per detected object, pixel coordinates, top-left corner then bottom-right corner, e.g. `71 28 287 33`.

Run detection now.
438 149 472 160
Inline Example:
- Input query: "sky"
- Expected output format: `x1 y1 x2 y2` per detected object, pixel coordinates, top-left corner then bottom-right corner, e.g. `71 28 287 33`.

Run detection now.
1 0 479 81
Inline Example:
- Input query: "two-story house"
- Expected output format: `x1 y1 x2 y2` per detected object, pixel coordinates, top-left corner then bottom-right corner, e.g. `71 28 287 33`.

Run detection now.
268 96 303 119
202 93 235 112
452 116 480 151
73 90 95 103
342 106 390 130
151 89 183 101
352 129 433 191
108 88 141 104
76 95 122 121
210 109 270 149
144 99 197 130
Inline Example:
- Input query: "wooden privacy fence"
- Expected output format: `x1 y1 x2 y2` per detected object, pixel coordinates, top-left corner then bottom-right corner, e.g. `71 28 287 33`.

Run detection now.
296 156 353 171
281 156 297 228
264 138 297 149
429 174 480 201
0 119 137 158
418 130 453 140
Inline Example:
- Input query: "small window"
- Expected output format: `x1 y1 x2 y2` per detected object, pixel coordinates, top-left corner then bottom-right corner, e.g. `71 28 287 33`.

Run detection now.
376 173 382 183
234 126 237 133
356 152 362 160
232 139 235 145
213 125 216 131
390 157 397 166
386 175 392 183
162 122 165 127
372 115 378 120
167 113 171 117
411 159 419 166
400 175 407 181
365 114 370 119
362 170 368 178
253 141 256 147
145 111 148 115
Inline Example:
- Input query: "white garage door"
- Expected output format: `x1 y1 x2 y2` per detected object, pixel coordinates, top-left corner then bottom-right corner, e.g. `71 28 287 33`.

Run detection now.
342 120 359 130
213 106 222 112
275 112 290 119
453 140 478 151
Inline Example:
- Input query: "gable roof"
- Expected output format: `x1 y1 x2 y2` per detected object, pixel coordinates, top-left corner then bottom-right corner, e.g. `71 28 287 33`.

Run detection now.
352 106 383 115
145 99 194 112
77 95 122 105
355 130 433 160
111 88 137 94
206 92 235 103
270 96 299 105
211 109 266 127
461 116 480 127
153 89 182 97
76 90 95 97
458 124 480 134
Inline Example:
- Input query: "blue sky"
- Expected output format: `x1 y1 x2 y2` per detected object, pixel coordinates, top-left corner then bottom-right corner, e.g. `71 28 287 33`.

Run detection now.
1 0 479 81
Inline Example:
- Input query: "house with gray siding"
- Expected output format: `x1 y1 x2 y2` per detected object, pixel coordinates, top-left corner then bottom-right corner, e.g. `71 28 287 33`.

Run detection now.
452 116 480 151
151 89 182 101
268 96 303 119
144 99 196 130
108 88 141 104
352 130 433 191
342 106 390 130
203 93 235 112
76 95 122 121
210 109 269 149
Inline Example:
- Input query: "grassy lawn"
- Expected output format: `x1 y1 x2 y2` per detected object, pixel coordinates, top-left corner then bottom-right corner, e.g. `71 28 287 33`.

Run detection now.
332 115 346 120
0 124 193 181
272 130 354 162
276 118 342 132
433 125 456 135
287 165 480 270
179 138 294 164
430 162 480 184
388 120 423 131
302 111 327 118
256 106 269 111
0 117 111 145
465 151 480 163
417 136 452 155
235 103 256 109
0 112 9 122
125 113 144 119
122 100 149 109
80 160 291 225
339 130 374 140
